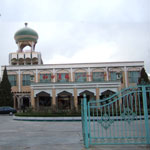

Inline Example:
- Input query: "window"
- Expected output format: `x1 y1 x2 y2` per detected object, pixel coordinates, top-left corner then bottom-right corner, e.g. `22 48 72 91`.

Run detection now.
92 72 104 82
8 75 17 86
110 72 117 81
75 72 86 82
110 72 122 81
22 74 31 86
40 74 51 83
128 71 140 83
57 73 69 83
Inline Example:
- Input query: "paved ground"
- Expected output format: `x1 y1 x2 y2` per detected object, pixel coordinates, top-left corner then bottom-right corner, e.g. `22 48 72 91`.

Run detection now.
0 115 149 150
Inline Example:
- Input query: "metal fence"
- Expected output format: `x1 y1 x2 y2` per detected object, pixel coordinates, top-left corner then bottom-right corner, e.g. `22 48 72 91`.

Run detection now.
81 85 150 148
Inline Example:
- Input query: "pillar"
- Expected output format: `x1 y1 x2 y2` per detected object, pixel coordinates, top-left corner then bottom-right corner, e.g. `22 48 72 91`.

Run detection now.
18 69 21 92
124 66 128 88
96 87 100 106
13 95 16 109
96 87 99 100
88 67 91 82
118 86 122 105
74 88 78 111
17 97 21 110
70 68 73 82
17 43 21 52
106 67 109 81
31 41 34 51
31 89 36 109
53 69 56 82
36 69 38 83
52 89 56 108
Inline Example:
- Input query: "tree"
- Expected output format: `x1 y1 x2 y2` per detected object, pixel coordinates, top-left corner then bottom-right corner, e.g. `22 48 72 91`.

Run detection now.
138 68 149 85
0 66 13 106
138 68 150 110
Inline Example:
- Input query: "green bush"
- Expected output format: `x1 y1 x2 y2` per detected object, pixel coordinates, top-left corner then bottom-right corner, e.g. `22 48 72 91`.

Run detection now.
15 107 81 117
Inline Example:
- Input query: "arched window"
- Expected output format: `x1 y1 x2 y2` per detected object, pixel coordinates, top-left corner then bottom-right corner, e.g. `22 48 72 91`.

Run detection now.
75 72 87 82
92 72 104 82
40 74 51 83
57 73 69 83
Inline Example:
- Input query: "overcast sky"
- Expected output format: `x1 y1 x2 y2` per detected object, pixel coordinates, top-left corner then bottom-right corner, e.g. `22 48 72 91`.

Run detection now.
0 0 150 74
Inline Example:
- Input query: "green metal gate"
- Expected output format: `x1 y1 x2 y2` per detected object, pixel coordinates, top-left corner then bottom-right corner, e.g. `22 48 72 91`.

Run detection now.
81 85 150 148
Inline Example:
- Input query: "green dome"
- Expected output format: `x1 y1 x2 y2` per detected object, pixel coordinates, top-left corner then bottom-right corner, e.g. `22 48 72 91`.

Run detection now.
14 23 38 43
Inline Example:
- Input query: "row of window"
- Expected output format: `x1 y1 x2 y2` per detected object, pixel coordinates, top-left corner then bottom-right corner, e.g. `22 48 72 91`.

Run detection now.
8 71 140 86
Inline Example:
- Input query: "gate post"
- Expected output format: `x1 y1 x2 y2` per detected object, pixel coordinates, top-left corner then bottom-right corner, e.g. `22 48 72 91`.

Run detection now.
83 94 89 148
142 86 150 144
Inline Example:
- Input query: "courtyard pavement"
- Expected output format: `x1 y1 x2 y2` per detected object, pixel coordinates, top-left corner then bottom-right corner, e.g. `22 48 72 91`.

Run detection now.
0 115 149 150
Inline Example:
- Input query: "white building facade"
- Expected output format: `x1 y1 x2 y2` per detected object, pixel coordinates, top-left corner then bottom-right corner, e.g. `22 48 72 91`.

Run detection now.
1 24 144 111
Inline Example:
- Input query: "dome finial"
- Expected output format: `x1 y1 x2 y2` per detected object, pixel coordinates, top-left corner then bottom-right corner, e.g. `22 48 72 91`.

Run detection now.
14 23 38 45
25 22 28 27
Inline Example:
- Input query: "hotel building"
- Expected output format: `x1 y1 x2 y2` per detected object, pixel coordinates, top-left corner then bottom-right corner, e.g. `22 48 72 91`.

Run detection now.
1 24 144 110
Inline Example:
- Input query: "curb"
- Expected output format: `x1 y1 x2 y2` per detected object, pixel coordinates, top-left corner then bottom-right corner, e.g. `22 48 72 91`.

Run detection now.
13 116 82 121
13 115 150 122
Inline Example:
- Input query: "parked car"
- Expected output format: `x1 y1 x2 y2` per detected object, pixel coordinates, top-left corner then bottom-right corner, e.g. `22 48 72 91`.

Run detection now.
0 106 17 114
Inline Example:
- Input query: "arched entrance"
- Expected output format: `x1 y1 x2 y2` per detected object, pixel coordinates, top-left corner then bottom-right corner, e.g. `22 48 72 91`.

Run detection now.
100 90 116 99
36 91 52 107
57 91 73 110
78 90 95 109
22 97 30 108
13 93 31 110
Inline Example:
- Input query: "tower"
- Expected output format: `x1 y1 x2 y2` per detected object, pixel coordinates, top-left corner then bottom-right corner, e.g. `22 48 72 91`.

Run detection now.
14 23 38 52
9 23 43 65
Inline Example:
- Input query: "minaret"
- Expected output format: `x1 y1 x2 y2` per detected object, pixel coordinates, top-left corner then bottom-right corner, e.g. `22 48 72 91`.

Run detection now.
9 23 43 65
14 22 38 52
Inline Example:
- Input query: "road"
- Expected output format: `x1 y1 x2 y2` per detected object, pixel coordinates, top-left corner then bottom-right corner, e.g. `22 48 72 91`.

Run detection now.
0 115 149 150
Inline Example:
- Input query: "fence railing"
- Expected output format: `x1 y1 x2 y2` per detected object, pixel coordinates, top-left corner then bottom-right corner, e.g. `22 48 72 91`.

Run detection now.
81 85 150 148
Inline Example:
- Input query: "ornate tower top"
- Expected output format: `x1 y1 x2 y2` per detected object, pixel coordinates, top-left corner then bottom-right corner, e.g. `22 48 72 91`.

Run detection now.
14 23 38 52
9 23 43 66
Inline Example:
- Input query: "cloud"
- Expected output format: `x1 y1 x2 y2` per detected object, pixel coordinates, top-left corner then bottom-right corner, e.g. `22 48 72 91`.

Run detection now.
46 41 118 64
0 0 149 74
1 0 149 22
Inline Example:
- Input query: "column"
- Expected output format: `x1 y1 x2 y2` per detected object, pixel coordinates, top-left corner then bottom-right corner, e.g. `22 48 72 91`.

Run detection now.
118 86 122 105
70 68 73 82
13 95 16 109
106 67 109 81
31 42 34 51
53 68 56 82
124 66 128 88
36 69 38 83
88 67 91 82
52 89 56 107
74 88 78 110
17 43 21 52
18 69 21 92
31 89 36 109
96 87 99 100
17 97 21 110
96 87 100 106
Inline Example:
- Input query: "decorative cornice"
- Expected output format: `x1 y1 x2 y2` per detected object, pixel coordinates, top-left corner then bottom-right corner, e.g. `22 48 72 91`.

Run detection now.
31 81 121 90
3 61 144 71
